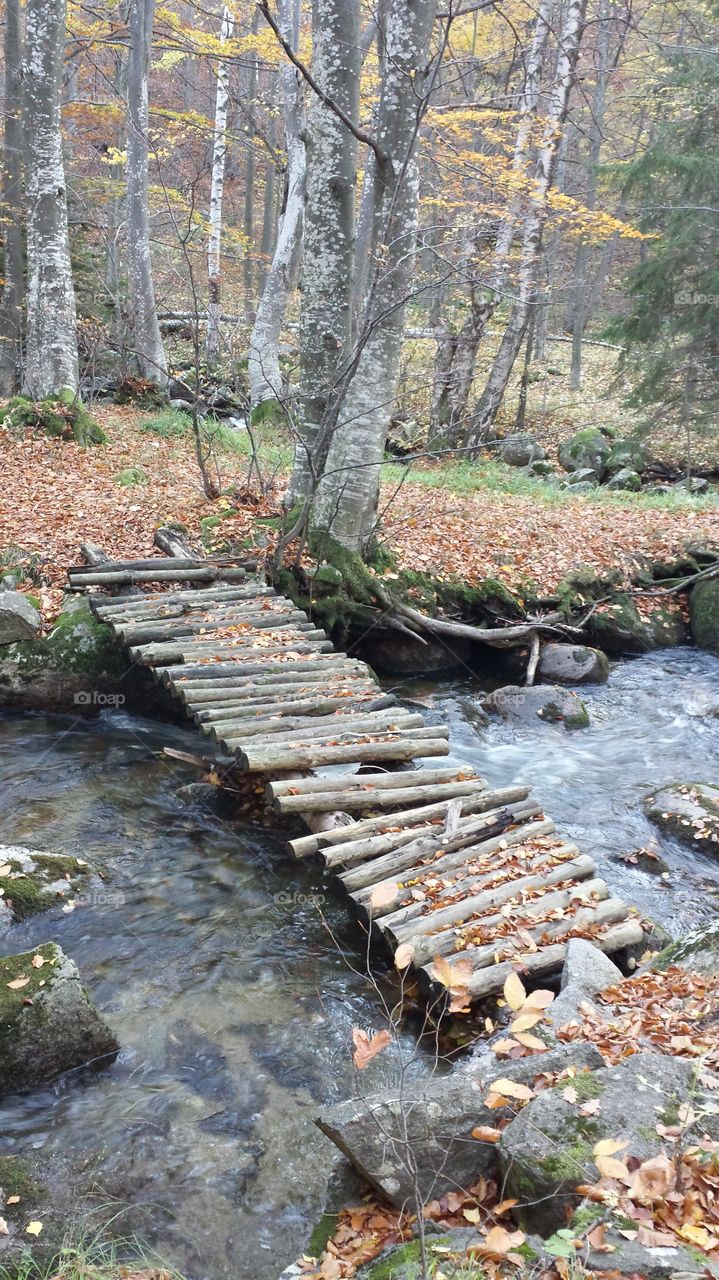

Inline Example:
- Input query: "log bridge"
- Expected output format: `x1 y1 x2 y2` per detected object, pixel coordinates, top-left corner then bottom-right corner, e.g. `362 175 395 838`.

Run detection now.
68 548 646 1008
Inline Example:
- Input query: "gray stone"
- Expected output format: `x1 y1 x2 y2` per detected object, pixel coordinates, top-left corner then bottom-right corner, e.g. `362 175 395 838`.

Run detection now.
0 844 92 932
690 576 719 655
606 438 649 476
530 1221 719 1280
0 591 40 645
538 643 609 686
0 943 118 1094
558 429 611 480
316 1043 603 1208
483 684 590 730
644 781 719 851
566 467 599 487
497 433 546 468
561 939 623 995
651 920 719 977
545 986 603 1038
169 398 192 413
499 1052 718 1231
528 459 555 477
588 595 689 655
605 467 641 491
562 479 595 493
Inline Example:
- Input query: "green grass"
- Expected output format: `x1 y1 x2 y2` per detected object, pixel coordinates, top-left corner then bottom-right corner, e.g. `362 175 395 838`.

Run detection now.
0 1229 186 1280
137 409 293 472
382 457 719 511
139 408 190 438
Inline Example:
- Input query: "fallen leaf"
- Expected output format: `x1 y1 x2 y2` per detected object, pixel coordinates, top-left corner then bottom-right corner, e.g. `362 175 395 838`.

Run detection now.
463 1207 481 1223
485 1078 534 1102
6 977 30 990
593 1138 629 1158
471 1125 502 1143
504 972 526 1010
394 942 414 970
370 881 399 910
0 1218 8 1236
25 1222 43 1237
30 954 46 969
351 1028 392 1070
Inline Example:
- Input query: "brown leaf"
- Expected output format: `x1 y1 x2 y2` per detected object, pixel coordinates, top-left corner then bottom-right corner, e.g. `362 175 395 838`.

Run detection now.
352 1027 392 1070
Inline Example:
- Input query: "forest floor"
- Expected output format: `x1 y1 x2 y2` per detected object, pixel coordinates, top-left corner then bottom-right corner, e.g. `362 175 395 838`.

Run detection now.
2 400 717 625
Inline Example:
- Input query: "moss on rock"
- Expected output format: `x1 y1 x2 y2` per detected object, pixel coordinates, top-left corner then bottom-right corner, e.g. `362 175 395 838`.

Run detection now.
690 576 719 655
0 600 133 712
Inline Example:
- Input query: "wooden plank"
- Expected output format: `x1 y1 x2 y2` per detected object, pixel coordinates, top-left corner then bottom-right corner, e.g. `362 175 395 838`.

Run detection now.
274 777 486 815
159 657 371 684
208 710 423 746
267 765 479 800
237 737 451 772
91 585 275 617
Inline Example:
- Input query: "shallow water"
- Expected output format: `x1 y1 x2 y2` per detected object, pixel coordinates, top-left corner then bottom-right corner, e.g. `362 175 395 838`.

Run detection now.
0 647 718 1278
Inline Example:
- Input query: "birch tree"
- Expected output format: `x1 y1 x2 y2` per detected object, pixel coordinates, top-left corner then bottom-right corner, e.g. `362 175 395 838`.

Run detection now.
466 0 588 444
206 4 234 366
310 0 438 553
287 0 361 505
248 0 306 413
0 0 24 395
24 0 79 398
126 0 167 384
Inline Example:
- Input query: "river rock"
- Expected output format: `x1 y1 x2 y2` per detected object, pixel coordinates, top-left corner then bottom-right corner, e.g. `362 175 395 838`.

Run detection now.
537 643 609 685
605 466 641 491
558 429 610 480
690 576 719 654
588 595 689 655
315 1043 602 1208
483 684 589 729
644 781 719 851
560 938 623 994
497 433 546 467
0 844 91 929
0 943 118 1094
532 1217 719 1280
651 920 719 976
499 1051 719 1231
605 438 648 476
0 591 40 645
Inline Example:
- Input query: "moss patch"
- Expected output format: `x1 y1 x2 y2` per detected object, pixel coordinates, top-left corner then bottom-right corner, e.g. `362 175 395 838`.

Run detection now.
0 944 61 1031
3 603 125 680
0 854 90 922
0 393 106 446
0 1155 43 1212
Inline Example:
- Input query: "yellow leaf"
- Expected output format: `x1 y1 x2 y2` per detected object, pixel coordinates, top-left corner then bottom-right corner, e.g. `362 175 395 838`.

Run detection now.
25 1222 43 1237
593 1138 629 1158
503 972 526 1011
510 1010 543 1033
394 942 414 970
513 1031 547 1051
31 954 46 969
486 1078 534 1102
463 1207 481 1223
6 976 30 990
595 1155 630 1180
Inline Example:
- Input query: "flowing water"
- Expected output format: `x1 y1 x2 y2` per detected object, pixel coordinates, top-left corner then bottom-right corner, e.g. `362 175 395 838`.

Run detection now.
0 647 718 1278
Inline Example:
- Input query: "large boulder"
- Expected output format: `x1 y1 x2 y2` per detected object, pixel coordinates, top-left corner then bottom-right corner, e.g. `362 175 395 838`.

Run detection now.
560 937 623 994
0 845 91 929
0 591 40 645
605 467 641 492
644 781 719 851
315 1044 602 1208
497 433 546 468
483 684 589 729
651 920 719 976
558 429 610 480
537 643 609 686
0 943 118 1094
499 1051 719 1231
588 595 689 655
690 576 719 654
605 438 649 476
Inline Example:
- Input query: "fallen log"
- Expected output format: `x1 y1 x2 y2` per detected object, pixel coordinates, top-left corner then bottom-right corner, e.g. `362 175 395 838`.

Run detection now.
161 656 371 684
212 710 424 748
267 765 479 801
237 736 450 771
273 776 486 816
70 567 248 587
195 693 395 722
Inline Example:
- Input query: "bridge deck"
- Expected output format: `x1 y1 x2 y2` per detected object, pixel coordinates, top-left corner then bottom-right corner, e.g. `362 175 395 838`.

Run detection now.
72 555 645 1008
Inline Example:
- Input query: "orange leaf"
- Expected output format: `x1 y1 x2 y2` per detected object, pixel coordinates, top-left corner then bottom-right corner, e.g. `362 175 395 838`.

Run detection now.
352 1027 391 1070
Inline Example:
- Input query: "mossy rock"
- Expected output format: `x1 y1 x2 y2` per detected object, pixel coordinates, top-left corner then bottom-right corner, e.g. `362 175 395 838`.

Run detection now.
0 944 118 1094
557 428 610 479
690 576 719 655
0 393 106 445
114 467 147 487
644 781 719 851
588 594 688 655
605 438 649 476
0 846 91 927
651 920 719 976
112 376 169 410
0 599 132 712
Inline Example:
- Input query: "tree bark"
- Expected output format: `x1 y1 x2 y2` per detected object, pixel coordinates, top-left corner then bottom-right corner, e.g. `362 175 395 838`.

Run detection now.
126 0 167 384
248 0 306 412
310 0 438 552
24 0 79 398
288 0 361 505
205 4 234 366
0 0 25 395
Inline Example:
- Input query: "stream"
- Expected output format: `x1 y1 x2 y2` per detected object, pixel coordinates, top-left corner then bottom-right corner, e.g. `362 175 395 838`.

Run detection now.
0 646 718 1279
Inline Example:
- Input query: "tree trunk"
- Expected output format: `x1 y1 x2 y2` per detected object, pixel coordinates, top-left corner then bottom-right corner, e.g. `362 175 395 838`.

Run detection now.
467 0 587 444
206 4 234 366
310 0 438 553
24 0 79 398
0 0 24 395
288 0 361 505
248 0 305 413
242 9 260 323
126 0 167 384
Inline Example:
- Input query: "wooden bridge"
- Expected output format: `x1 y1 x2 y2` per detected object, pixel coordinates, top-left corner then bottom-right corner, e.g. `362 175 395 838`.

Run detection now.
69 549 645 1008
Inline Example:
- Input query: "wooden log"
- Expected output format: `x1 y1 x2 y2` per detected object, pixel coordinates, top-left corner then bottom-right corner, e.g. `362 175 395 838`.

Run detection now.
266 765 479 801
274 776 486 816
80 542 112 566
193 686 388 716
438 916 645 1003
288 786 500 861
132 632 329 665
237 737 451 772
177 671 376 702
115 604 311 642
160 657 370 685
154 525 200 559
69 567 248 586
339 809 547 892
222 718 439 752
323 792 534 875
212 709 423 747
92 585 275 616
410 876 609 969
73 557 223 575
384 852 598 949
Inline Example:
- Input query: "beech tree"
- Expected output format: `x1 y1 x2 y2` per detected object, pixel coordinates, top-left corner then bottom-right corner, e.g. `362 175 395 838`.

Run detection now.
206 4 234 365
126 0 167 384
23 0 79 398
0 0 24 395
